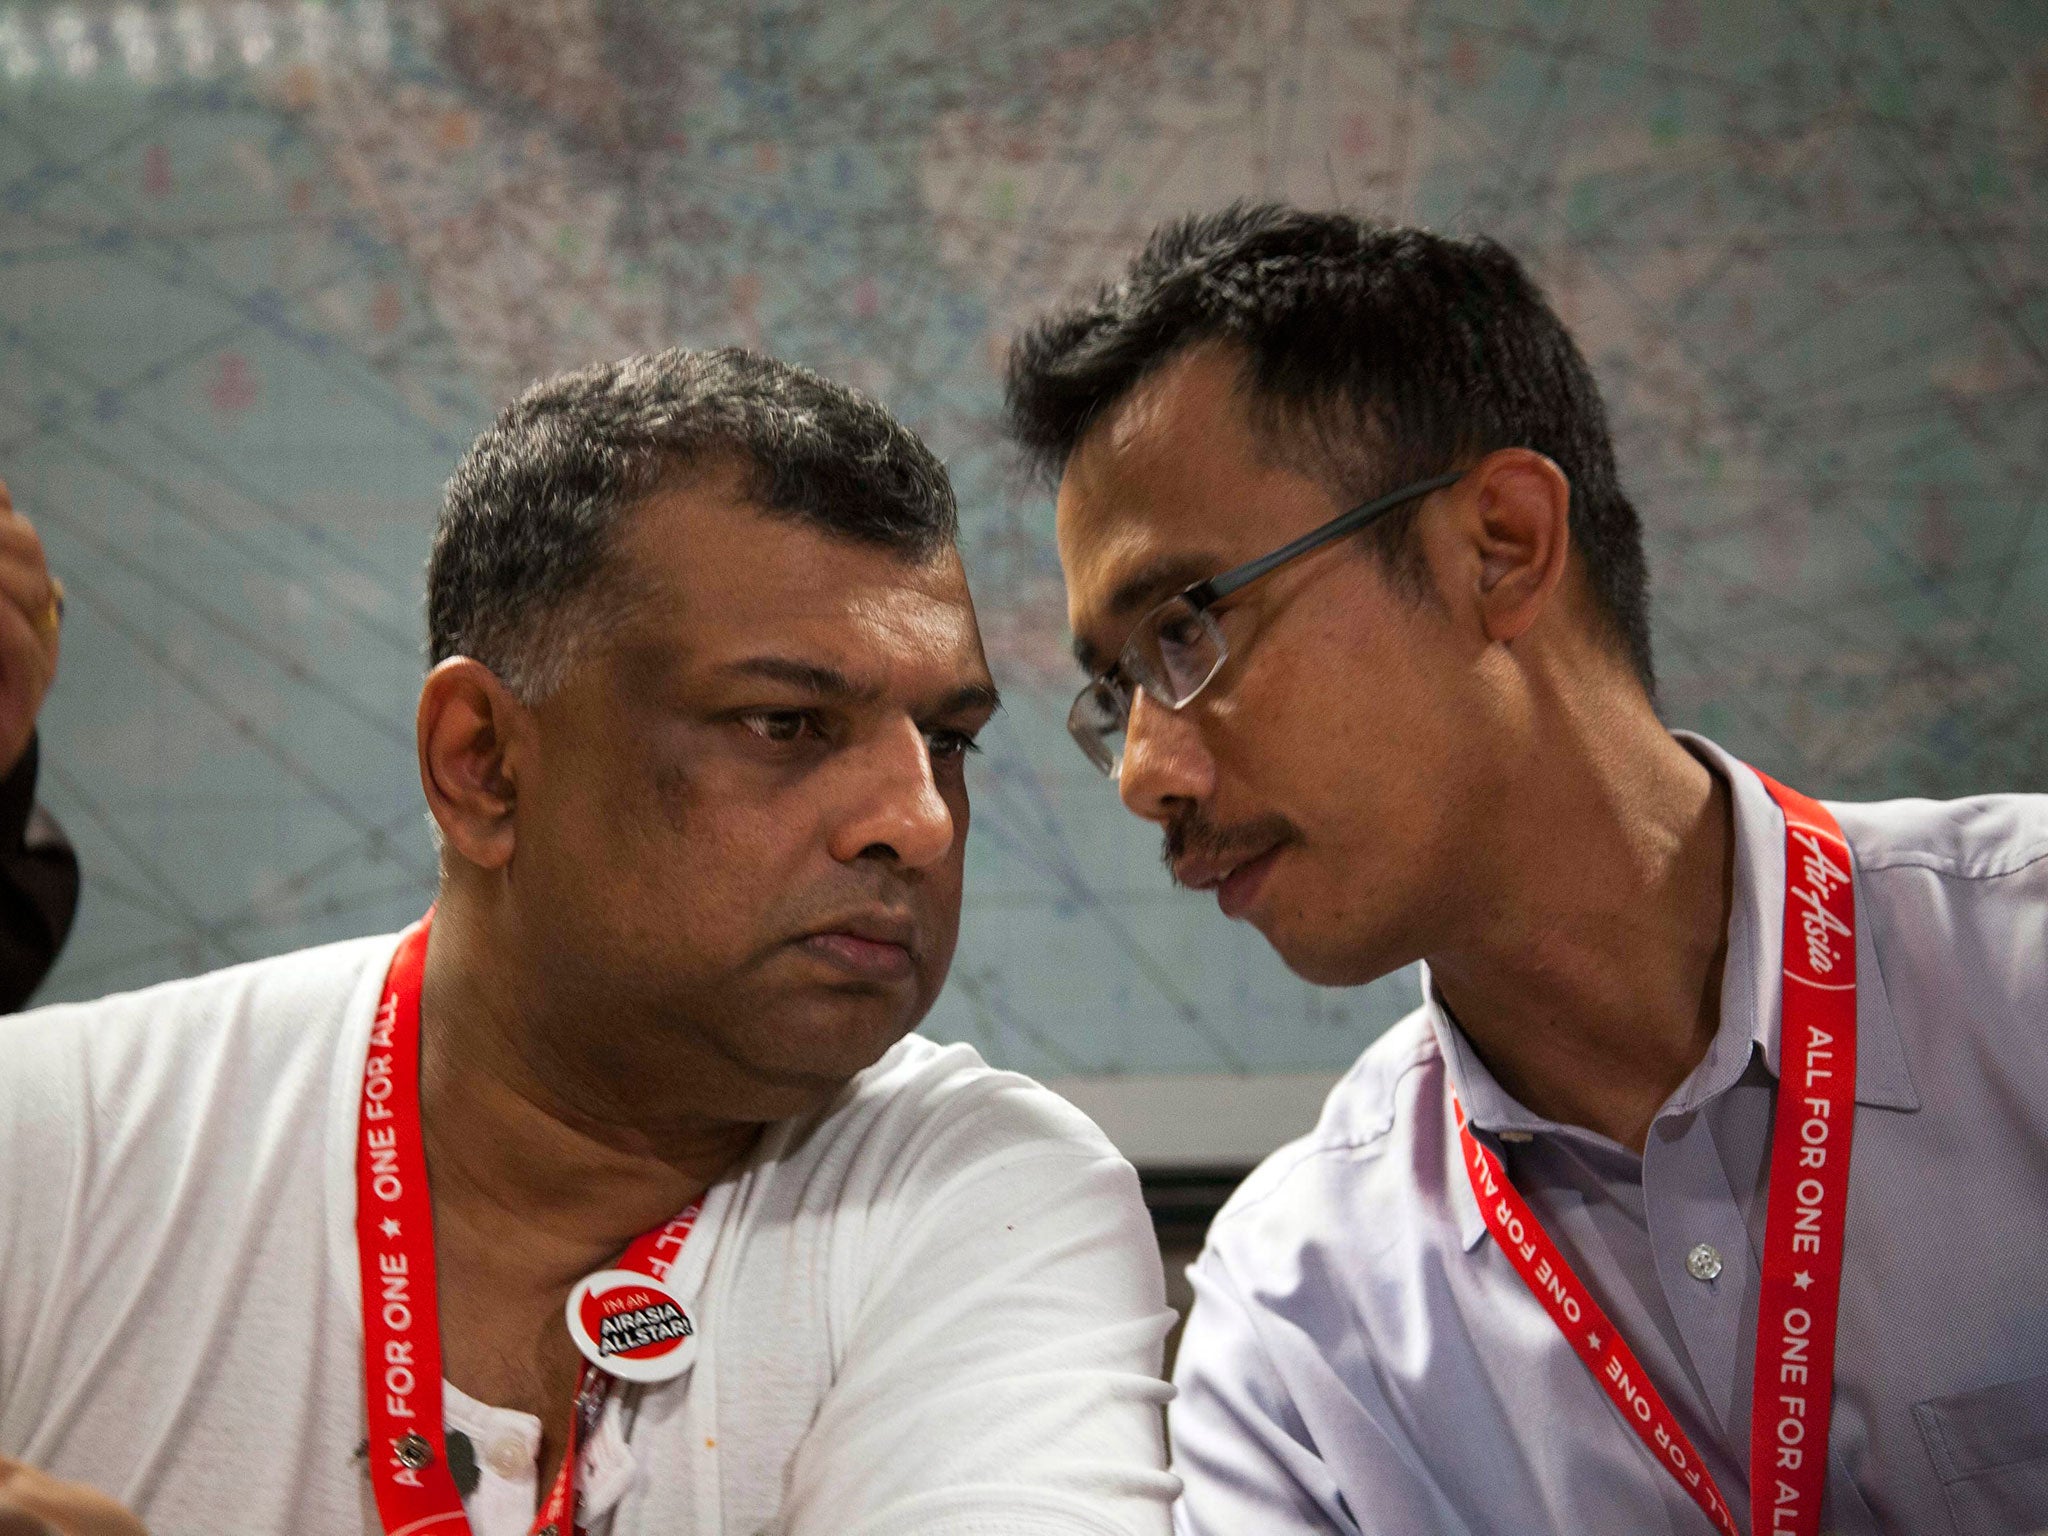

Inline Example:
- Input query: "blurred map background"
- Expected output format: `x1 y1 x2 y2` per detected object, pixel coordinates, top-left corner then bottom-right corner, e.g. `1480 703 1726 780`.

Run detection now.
2 0 2044 1095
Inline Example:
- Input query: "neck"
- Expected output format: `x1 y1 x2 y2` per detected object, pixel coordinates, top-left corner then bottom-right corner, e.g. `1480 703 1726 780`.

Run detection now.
416 900 761 1290
1428 700 1735 1155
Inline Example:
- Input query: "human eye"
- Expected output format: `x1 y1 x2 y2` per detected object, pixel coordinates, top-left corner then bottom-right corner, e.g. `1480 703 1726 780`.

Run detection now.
737 709 825 746
1151 603 1208 650
924 727 983 764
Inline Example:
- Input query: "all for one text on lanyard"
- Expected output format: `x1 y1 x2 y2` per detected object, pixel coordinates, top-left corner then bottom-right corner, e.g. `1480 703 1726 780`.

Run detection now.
1456 768 1857 1536
355 914 702 1536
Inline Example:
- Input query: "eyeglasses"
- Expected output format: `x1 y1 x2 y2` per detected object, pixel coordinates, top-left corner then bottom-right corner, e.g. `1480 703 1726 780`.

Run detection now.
1066 469 1466 776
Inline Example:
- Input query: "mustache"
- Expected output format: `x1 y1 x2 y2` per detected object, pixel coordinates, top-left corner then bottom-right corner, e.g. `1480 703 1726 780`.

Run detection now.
1162 809 1300 887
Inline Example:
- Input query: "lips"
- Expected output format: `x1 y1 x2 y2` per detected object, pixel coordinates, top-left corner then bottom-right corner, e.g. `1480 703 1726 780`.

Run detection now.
1168 824 1295 921
799 910 919 981
1214 844 1284 919
1171 837 1288 895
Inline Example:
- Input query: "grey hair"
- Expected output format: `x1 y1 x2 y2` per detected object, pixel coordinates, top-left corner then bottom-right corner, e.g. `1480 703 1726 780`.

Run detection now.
427 346 959 700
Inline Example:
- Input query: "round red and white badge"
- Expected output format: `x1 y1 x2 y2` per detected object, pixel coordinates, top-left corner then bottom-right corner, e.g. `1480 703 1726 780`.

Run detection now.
565 1269 699 1383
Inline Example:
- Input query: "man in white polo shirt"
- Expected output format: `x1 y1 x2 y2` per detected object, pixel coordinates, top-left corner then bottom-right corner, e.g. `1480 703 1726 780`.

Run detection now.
1006 205 2048 1534
0 348 1176 1536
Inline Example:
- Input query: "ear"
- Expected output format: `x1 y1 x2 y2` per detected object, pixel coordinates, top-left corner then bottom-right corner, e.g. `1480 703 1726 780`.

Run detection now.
1452 447 1574 647
417 657 531 872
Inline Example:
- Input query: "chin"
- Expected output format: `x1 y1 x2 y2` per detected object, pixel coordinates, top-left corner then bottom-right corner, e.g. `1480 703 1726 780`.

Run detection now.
746 990 925 1088
1257 913 1410 990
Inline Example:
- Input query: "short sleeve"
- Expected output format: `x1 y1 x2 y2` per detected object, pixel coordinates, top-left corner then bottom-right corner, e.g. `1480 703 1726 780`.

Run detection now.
776 1075 1178 1536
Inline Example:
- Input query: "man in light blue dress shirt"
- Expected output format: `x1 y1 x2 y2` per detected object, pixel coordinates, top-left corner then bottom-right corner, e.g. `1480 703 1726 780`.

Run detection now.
1004 204 2048 1533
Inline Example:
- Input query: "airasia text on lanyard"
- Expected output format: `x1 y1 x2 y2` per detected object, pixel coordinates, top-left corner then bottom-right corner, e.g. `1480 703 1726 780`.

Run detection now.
1455 769 1857 1536
357 916 703 1536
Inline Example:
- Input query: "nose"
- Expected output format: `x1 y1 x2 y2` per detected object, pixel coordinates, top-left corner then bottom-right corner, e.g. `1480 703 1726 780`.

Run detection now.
1117 689 1215 825
828 718 958 870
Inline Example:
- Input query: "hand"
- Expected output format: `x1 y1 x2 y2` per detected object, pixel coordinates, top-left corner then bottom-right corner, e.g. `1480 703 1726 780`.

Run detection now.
0 1459 146 1536
0 480 62 780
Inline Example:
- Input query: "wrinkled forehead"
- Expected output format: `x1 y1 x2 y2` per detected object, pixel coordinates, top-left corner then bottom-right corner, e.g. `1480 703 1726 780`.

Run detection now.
616 486 990 688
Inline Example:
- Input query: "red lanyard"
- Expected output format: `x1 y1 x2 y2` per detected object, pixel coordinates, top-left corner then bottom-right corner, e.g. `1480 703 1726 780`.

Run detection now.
357 916 701 1536
1456 769 1856 1536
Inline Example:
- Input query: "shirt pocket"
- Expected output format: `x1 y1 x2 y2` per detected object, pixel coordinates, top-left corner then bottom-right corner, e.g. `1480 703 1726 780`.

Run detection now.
1914 1372 2048 1535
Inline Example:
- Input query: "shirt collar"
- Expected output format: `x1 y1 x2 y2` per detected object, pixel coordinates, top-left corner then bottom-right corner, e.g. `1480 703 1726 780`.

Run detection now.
1681 733 1917 1114
1433 733 1918 1251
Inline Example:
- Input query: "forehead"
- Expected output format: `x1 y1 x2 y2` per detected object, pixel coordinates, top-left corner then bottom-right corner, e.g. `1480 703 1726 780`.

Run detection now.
614 469 987 682
1055 347 1329 654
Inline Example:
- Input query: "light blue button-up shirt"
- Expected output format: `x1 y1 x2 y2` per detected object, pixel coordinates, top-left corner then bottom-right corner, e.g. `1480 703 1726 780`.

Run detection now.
1171 736 2048 1535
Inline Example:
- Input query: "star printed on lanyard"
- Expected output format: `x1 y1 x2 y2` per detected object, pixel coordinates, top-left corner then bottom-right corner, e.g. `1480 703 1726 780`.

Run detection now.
1587 1332 1603 1351
380 1218 402 1238
1793 1270 1813 1290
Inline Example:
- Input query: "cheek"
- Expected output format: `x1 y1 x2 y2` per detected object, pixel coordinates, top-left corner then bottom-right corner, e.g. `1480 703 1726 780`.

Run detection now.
569 748 815 942
1203 630 1384 815
1256 604 1448 792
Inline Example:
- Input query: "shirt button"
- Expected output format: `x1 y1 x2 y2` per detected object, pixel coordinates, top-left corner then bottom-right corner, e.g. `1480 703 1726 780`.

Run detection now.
1686 1242 1724 1282
486 1435 531 1480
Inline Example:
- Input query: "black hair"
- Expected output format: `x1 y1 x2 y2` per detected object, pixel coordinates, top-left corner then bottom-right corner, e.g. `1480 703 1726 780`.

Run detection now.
428 346 958 697
1004 203 1654 691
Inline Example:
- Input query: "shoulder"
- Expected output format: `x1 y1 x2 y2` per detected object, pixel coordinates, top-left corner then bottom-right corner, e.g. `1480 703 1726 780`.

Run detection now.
1183 1008 1468 1394
748 1035 1152 1319
1832 791 2048 886
0 933 395 1362
1206 1007 1444 1251
1833 791 2048 979
788 1033 1126 1197
1688 729 2048 891
0 933 396 1157
746 1037 1162 1368
1830 793 2048 1039
2 932 395 1077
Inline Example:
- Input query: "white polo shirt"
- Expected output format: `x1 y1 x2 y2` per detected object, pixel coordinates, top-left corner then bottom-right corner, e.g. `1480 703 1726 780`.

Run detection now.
0 932 1177 1535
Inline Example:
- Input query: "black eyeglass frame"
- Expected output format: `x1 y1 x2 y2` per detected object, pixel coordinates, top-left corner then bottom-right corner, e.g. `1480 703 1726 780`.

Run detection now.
1067 468 1468 774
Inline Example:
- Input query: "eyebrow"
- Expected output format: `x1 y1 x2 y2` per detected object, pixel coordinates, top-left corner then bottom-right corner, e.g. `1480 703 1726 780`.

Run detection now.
1072 551 1224 673
936 682 1004 719
720 656 878 699
718 656 1002 718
